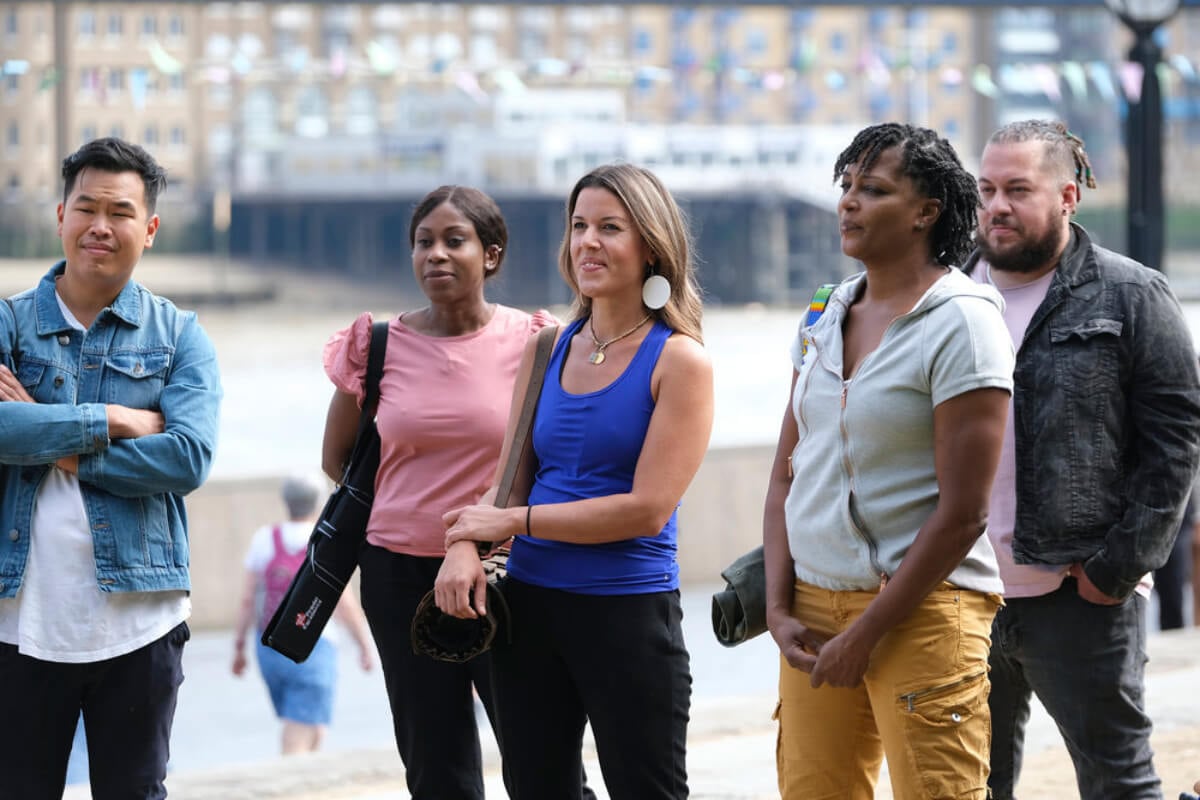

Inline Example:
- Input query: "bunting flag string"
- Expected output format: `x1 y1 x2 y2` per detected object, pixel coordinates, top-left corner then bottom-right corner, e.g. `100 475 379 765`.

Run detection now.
66 35 1199 120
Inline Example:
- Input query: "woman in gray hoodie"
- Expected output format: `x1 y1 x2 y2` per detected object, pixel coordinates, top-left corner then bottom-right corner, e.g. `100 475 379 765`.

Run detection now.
763 123 1014 800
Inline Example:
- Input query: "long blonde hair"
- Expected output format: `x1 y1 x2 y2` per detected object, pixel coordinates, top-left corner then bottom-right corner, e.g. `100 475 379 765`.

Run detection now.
557 163 704 344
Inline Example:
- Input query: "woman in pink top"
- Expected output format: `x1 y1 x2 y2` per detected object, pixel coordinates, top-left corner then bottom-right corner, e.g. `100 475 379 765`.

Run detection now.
320 186 556 799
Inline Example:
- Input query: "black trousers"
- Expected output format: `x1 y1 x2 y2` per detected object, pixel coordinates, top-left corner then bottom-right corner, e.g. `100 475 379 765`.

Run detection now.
491 579 692 800
0 621 189 800
359 545 500 800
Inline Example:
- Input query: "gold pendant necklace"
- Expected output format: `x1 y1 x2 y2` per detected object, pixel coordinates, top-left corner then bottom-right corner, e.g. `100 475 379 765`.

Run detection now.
588 314 652 365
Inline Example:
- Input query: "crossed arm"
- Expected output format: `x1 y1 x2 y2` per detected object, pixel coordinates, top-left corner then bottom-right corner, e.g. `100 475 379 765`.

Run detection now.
0 320 220 496
0 363 164 471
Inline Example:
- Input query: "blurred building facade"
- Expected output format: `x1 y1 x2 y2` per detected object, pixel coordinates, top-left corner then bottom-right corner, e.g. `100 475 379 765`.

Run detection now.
2 2 1199 299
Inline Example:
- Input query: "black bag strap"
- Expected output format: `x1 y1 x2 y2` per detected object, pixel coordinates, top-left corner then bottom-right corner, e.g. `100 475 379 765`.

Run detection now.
493 325 557 508
342 319 389 484
364 319 389 418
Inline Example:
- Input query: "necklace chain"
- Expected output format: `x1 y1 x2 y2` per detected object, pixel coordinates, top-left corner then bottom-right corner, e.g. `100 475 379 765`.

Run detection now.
587 314 651 366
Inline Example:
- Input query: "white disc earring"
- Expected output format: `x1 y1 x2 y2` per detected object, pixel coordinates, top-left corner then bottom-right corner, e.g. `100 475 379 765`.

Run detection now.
642 274 671 310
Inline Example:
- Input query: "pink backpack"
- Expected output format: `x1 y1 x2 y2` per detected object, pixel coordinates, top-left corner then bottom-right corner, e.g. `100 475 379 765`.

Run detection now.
259 526 308 632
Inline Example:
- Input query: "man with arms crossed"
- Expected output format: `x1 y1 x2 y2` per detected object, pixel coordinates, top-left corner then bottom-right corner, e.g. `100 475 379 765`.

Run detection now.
0 137 222 799
964 119 1200 799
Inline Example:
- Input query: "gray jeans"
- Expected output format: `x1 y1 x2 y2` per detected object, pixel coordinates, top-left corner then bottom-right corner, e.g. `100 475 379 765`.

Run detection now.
988 579 1160 800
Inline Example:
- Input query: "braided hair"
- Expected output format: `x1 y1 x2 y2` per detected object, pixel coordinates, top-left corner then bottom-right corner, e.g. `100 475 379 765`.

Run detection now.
833 123 980 267
987 119 1097 197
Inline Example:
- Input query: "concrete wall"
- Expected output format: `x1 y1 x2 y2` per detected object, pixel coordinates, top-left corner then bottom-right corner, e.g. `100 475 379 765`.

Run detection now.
185 445 774 630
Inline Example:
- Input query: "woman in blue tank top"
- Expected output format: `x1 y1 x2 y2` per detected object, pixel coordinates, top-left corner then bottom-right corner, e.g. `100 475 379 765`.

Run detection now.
435 164 714 799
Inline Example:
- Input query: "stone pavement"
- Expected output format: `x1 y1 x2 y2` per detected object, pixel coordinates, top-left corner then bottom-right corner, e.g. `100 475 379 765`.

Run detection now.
58 589 1200 800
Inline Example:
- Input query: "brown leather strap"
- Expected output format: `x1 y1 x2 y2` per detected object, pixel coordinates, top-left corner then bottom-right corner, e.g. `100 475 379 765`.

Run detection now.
494 325 557 508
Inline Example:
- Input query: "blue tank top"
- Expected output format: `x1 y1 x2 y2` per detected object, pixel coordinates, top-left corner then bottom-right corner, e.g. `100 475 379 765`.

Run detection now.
507 317 679 595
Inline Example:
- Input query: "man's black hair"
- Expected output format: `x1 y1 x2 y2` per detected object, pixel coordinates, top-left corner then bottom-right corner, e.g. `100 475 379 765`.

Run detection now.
61 137 168 214
833 123 980 267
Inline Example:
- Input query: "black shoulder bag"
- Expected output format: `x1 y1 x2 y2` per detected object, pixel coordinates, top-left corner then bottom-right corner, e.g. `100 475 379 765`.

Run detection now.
262 320 389 663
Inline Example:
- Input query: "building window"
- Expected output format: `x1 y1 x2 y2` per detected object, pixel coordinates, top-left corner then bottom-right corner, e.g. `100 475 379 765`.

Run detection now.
108 68 124 93
6 121 18 148
144 125 158 146
323 28 352 59
107 13 123 37
206 34 233 61
634 28 653 54
79 68 100 96
746 28 767 55
942 32 959 54
169 126 186 146
5 74 18 94
470 33 498 69
142 14 157 37
109 124 124 139
519 30 546 61
167 14 184 37
4 9 17 36
830 31 847 54
209 84 232 107
169 73 185 93
81 125 97 145
78 11 96 37
243 87 279 142
345 85 377 135
294 86 329 137
790 10 814 30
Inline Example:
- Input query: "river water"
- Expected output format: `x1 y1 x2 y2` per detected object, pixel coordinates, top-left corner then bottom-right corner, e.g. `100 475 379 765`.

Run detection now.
202 291 803 481
5 256 1200 482
204 283 1200 483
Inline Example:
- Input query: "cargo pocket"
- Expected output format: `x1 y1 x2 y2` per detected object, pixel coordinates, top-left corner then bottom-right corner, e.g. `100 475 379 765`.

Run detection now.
897 670 990 799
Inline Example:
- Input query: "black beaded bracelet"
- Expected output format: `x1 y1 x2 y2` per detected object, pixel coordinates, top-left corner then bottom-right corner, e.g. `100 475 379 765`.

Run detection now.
525 505 533 538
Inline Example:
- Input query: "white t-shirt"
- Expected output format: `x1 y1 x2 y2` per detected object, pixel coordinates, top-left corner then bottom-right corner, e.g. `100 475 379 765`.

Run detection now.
0 293 189 662
244 520 312 573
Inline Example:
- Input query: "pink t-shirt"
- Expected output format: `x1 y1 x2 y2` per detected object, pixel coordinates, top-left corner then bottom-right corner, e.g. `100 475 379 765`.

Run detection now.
973 262 1150 598
323 306 555 556
974 263 1067 598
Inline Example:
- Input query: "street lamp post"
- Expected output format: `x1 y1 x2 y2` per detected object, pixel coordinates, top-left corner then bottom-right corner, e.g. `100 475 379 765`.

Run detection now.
1104 0 1180 272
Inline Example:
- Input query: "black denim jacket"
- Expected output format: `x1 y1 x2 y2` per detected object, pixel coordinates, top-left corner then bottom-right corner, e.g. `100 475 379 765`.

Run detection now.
964 224 1200 599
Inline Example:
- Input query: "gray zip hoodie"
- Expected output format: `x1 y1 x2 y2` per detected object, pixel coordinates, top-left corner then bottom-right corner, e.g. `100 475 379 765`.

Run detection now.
785 268 1014 593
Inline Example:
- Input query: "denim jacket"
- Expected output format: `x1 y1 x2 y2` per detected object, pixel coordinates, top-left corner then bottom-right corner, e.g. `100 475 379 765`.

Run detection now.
0 262 222 597
964 225 1200 599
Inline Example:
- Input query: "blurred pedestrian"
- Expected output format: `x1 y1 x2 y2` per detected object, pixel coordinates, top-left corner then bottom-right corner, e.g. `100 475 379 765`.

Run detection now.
965 119 1200 800
231 472 374 755
438 163 714 799
763 122 1013 799
1154 492 1195 630
1194 506 1200 626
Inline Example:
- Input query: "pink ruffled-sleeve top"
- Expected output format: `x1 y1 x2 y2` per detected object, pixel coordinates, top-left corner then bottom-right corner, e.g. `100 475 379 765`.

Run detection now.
323 305 556 556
